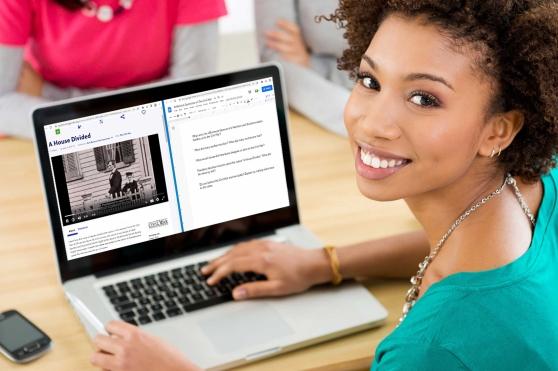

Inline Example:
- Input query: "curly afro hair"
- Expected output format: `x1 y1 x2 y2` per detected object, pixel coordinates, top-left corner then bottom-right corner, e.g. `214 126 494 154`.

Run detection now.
324 0 558 182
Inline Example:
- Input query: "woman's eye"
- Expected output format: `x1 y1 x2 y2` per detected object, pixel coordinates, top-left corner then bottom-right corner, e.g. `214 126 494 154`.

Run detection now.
409 92 440 108
356 73 380 90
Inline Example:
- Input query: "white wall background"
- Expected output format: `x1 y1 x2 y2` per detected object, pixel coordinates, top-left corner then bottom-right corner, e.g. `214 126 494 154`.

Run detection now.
219 0 256 34
217 0 258 71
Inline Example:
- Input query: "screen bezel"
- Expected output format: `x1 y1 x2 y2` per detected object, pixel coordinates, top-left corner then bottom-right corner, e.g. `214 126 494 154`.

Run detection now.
33 65 300 282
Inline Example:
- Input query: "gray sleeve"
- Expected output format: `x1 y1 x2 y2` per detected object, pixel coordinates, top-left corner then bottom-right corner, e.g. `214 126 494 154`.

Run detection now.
255 0 350 136
0 46 48 138
168 21 219 79
282 61 349 136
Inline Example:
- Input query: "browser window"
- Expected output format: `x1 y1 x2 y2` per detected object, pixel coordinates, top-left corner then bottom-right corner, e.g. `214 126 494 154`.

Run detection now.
44 78 289 261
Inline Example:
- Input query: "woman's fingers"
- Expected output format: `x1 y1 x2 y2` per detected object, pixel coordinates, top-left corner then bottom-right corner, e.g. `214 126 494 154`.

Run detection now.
276 19 300 35
232 280 283 300
90 351 119 370
206 256 262 285
105 320 137 338
93 334 123 355
202 240 267 275
265 30 294 44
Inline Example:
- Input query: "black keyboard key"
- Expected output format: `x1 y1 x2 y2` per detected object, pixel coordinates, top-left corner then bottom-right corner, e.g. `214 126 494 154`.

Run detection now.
130 291 142 299
137 308 149 316
183 296 231 313
125 319 138 326
164 299 177 308
144 288 155 296
115 302 137 313
102 284 115 292
152 312 165 321
120 311 135 321
178 296 191 305
167 291 177 298
104 290 118 298
192 293 203 301
153 294 164 301
109 295 129 305
138 316 152 325
145 277 156 285
166 307 182 317
139 298 151 305
119 286 131 293
131 278 142 285
150 304 163 312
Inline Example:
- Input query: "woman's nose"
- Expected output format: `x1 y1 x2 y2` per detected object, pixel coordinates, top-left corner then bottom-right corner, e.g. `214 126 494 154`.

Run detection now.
349 93 403 141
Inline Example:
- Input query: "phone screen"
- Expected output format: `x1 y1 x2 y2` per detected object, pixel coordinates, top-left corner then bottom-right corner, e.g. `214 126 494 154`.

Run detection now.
0 314 45 352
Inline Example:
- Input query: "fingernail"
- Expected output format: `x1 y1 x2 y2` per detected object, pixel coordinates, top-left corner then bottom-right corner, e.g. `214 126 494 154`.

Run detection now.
201 266 208 273
206 277 214 285
234 288 247 300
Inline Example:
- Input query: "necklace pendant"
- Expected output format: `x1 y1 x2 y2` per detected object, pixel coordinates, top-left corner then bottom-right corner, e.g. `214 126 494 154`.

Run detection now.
97 5 114 22
402 300 415 315
410 275 420 285
405 286 419 302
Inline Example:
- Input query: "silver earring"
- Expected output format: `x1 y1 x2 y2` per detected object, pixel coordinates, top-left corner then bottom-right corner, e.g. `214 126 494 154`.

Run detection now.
497 146 502 157
490 147 497 158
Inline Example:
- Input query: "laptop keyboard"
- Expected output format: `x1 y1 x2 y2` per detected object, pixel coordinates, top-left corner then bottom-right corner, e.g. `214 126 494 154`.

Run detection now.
101 261 266 326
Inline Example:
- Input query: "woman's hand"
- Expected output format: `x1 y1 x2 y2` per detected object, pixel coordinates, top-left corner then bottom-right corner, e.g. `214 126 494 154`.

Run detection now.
201 240 332 300
91 321 200 371
17 62 43 97
265 19 311 67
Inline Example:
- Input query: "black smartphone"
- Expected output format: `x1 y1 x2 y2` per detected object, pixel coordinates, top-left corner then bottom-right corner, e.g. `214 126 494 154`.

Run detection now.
0 310 52 363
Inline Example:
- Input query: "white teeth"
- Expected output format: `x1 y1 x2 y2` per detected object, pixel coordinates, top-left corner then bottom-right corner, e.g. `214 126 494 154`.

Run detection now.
360 149 407 169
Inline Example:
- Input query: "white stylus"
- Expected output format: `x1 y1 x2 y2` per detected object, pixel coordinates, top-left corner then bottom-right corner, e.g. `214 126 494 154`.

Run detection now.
66 293 108 336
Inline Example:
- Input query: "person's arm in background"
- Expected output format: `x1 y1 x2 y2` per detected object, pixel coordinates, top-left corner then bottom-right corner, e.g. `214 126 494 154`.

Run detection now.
255 0 350 137
0 21 219 139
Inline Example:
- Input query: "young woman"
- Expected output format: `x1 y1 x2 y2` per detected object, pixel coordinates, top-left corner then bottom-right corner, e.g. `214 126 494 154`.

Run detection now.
0 0 226 138
91 1 558 370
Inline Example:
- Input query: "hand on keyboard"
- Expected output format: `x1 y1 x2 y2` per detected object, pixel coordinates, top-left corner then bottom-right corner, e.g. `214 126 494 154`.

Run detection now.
202 239 331 300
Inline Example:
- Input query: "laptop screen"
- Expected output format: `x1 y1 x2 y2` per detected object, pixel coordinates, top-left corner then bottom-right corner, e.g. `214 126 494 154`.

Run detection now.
33 66 299 280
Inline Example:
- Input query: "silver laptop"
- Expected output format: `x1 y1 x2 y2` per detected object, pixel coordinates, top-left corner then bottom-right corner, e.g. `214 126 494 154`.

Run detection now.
31 64 387 370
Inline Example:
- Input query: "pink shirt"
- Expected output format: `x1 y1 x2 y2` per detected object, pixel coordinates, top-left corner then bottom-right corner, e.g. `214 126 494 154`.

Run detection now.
0 0 226 89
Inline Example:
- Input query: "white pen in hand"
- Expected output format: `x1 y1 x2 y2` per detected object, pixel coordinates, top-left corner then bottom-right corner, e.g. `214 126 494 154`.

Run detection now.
66 293 108 336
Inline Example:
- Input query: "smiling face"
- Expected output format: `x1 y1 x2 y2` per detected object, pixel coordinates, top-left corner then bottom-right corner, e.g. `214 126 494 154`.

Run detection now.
345 14 500 201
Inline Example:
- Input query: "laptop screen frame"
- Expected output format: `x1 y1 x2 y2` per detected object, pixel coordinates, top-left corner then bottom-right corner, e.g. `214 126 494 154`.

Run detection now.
32 65 300 282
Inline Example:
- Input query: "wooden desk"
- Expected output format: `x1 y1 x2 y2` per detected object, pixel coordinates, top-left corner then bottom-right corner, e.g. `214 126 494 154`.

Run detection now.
0 113 418 370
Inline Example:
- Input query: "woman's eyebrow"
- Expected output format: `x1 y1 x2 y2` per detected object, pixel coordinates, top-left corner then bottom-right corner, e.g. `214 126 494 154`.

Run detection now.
362 54 455 91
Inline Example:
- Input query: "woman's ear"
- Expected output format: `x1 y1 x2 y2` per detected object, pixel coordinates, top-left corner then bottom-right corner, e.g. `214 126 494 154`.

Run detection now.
479 109 524 158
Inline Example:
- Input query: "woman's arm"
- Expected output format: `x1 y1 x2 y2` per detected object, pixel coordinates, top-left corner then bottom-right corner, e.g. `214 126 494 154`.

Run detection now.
202 230 430 300
335 230 430 280
0 46 48 138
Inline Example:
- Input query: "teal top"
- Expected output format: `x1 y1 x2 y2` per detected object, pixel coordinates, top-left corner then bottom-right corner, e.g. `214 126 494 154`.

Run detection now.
371 167 558 371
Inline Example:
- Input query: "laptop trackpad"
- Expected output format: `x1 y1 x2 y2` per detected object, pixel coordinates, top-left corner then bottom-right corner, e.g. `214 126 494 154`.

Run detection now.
199 304 293 354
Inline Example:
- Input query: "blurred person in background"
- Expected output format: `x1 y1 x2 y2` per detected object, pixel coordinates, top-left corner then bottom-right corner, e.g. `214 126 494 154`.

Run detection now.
255 0 351 137
0 0 227 138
